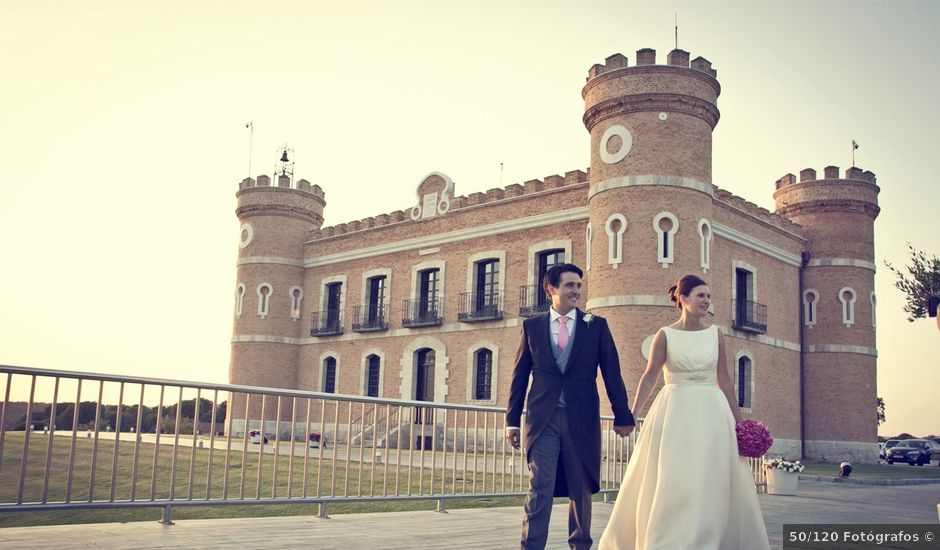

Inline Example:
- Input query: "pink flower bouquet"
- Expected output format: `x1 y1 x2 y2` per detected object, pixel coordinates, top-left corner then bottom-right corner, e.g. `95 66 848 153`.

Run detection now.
736 420 773 457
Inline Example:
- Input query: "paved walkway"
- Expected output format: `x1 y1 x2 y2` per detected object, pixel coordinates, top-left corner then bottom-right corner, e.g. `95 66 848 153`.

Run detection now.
0 480 937 549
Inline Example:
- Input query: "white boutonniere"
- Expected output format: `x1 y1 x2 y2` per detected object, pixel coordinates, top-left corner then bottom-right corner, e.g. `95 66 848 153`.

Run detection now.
582 312 595 326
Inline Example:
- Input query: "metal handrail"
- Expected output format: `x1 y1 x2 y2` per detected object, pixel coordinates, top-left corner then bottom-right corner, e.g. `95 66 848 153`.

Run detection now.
0 364 763 524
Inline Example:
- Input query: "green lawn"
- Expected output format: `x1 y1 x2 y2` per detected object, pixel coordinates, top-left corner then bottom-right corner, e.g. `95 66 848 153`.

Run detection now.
0 432 525 528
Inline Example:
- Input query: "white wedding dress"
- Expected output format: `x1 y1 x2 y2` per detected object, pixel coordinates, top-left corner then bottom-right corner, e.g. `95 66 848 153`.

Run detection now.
599 325 769 549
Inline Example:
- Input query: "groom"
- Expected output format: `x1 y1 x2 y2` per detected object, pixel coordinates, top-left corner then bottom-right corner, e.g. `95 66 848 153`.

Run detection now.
506 263 635 550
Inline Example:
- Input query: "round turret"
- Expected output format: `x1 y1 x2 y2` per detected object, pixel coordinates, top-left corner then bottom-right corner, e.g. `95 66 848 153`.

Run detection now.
228 174 325 434
582 48 721 408
774 166 880 462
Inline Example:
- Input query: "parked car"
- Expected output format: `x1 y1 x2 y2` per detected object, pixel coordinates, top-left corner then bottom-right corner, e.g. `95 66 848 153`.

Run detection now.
885 439 940 465
881 439 902 460
308 431 326 448
249 429 268 445
878 441 886 459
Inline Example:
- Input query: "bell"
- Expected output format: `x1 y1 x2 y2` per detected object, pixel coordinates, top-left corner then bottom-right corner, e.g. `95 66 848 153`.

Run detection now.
279 150 289 163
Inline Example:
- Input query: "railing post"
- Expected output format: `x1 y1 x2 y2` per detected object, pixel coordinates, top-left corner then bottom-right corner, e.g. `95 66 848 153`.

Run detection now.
436 497 447 513
160 504 175 525
317 502 330 519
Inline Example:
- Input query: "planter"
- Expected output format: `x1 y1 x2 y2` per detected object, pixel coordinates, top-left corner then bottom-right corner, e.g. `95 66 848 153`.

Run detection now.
766 468 799 495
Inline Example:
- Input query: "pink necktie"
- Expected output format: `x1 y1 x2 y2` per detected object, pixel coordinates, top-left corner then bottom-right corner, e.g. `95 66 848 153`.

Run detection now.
557 317 569 352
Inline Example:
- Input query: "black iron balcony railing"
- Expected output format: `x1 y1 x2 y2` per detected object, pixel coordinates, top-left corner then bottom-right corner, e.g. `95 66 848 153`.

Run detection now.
458 291 504 322
351 304 389 332
310 309 343 336
402 298 443 328
519 284 550 317
732 299 768 334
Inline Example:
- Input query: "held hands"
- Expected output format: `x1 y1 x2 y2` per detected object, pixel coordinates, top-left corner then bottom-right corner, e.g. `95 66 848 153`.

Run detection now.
505 427 521 449
613 424 634 437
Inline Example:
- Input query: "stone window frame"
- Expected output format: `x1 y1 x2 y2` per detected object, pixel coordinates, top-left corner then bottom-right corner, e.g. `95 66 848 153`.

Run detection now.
360 268 392 314
465 250 507 296
697 218 713 273
466 341 499 406
235 283 246 317
802 289 820 328
361 349 385 397
604 213 627 269
318 275 348 316
410 260 446 302
839 287 858 327
399 336 449 403
319 352 340 393
256 282 273 318
731 260 759 302
527 240 572 286
289 286 304 321
869 291 876 330
734 349 755 412
653 212 679 268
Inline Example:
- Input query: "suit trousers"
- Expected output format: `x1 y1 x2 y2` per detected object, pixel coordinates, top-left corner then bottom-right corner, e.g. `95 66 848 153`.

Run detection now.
521 407 593 550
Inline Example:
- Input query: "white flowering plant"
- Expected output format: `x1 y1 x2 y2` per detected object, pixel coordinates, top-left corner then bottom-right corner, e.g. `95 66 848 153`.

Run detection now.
582 312 595 326
763 458 805 473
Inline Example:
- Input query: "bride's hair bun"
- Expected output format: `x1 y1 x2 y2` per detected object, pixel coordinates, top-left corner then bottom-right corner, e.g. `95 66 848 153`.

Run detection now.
667 285 679 304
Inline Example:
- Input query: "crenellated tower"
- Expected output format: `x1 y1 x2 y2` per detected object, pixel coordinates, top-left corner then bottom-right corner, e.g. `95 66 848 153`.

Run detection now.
228 174 325 434
581 48 721 407
774 166 880 462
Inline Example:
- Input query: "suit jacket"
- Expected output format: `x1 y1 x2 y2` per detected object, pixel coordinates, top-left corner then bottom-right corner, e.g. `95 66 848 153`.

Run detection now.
506 309 634 496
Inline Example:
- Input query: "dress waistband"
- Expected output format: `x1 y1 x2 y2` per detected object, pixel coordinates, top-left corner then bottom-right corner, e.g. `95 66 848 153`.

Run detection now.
664 371 717 385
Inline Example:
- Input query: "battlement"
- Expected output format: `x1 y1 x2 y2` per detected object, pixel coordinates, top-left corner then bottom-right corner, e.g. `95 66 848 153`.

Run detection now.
714 187 802 234
774 166 878 190
311 169 589 240
238 175 326 198
586 48 717 81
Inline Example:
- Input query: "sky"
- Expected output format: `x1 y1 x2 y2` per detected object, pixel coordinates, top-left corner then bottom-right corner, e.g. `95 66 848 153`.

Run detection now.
1 1 937 437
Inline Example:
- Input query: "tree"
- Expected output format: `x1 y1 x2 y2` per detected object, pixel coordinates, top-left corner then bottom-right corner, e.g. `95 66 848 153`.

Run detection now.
876 397 886 426
885 244 940 322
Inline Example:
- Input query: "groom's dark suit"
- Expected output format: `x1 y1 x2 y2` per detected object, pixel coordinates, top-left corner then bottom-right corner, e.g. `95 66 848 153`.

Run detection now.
507 308 633 549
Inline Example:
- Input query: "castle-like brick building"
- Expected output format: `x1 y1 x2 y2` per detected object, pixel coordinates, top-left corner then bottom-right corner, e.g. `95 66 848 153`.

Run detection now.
228 48 880 462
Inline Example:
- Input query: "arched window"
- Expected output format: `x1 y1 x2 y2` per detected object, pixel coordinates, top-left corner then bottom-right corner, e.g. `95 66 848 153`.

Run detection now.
737 355 753 409
697 219 712 272
366 354 381 397
322 357 337 393
839 287 857 327
235 283 246 317
653 212 678 267
289 286 303 320
870 292 876 329
257 283 273 318
474 349 493 400
585 224 593 271
802 289 819 327
605 214 627 268
415 349 435 402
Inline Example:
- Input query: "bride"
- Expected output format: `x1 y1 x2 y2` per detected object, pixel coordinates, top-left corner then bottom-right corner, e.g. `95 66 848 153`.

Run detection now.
598 275 770 549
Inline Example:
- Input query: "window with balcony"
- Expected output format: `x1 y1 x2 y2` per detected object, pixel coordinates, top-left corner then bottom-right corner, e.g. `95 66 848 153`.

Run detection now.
520 248 565 317
460 259 502 322
404 268 442 327
312 282 343 336
474 348 493 400
354 275 389 332
732 266 766 334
